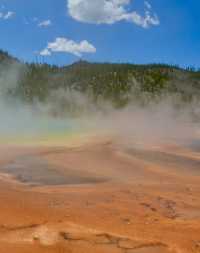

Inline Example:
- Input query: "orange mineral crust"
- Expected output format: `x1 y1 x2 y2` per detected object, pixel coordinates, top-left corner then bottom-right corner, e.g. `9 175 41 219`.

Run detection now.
0 138 199 253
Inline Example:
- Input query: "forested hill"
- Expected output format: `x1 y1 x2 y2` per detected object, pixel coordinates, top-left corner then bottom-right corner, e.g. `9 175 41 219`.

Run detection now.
0 50 200 108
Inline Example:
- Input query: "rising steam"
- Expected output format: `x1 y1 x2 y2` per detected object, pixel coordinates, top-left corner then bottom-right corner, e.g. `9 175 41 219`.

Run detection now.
0 61 199 149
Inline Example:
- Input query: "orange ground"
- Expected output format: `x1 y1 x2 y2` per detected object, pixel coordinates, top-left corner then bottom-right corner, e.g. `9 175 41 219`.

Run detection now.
0 137 199 253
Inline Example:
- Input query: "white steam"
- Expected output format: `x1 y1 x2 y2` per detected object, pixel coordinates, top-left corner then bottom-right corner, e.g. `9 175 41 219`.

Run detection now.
0 62 199 150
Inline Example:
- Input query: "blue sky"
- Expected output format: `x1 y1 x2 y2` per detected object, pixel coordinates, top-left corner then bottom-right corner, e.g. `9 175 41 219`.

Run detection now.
0 0 199 67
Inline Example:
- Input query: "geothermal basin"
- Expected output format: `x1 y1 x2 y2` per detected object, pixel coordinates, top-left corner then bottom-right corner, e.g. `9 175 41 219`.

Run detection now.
0 135 199 253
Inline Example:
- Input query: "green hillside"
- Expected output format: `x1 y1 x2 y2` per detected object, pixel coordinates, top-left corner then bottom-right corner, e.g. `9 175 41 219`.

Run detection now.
0 50 200 110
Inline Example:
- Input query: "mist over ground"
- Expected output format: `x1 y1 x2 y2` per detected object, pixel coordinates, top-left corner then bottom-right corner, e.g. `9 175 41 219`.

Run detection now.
0 52 199 147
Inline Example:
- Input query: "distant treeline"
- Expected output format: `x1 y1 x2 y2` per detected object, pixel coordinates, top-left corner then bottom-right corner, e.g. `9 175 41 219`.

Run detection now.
0 50 200 109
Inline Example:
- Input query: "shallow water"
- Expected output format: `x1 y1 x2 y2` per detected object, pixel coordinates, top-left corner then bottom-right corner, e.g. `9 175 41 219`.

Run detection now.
185 139 200 152
126 148 200 175
0 155 107 186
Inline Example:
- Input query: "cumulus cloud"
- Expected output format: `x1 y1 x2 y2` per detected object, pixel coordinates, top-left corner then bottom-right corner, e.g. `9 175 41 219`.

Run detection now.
40 48 51 56
38 19 52 27
40 37 96 57
0 11 15 20
144 1 152 9
67 0 159 28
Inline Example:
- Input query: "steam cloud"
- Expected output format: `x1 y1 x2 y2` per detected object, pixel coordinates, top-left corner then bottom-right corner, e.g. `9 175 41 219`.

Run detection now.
0 62 199 149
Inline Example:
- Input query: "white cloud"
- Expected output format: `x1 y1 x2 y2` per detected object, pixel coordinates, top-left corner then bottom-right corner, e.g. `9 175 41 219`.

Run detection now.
144 1 151 10
40 37 96 57
40 48 51 56
38 19 52 27
4 11 15 19
67 0 159 28
0 11 15 20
